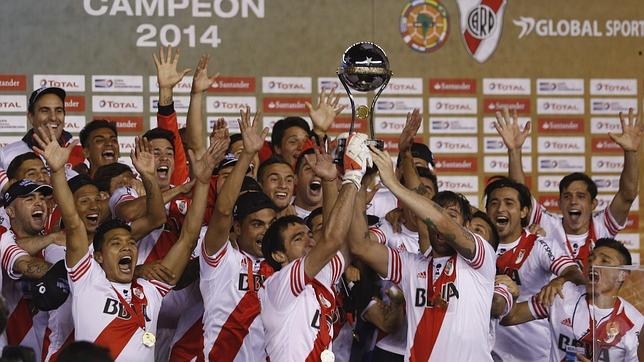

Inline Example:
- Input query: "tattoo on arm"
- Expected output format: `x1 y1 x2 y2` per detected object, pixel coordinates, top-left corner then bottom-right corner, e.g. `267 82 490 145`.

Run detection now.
413 185 429 196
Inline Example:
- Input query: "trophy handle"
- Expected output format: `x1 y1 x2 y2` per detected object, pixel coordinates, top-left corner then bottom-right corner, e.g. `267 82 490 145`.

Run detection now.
337 72 357 135
369 75 391 140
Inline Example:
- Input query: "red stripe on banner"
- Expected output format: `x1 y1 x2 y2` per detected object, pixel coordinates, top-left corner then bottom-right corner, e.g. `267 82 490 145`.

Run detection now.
6 298 35 345
170 318 205 362
208 292 260 362
93 315 139 360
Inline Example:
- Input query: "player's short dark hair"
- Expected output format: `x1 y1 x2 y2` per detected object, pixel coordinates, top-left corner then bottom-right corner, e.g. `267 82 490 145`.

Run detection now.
7 152 42 180
395 142 435 168
400 167 438 194
93 163 133 193
484 176 532 227
559 172 597 200
142 128 175 150
262 215 306 271
92 219 132 252
594 237 632 265
433 191 472 224
228 133 243 152
271 117 311 149
294 148 316 174
471 210 499 250
257 156 292 184
304 207 324 230
58 341 113 362
79 120 118 148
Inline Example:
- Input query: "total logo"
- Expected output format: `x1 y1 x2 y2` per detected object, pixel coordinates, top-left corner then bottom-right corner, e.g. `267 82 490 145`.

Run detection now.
34 75 85 92
0 95 26 112
592 157 623 172
93 96 143 113
591 79 637 95
383 78 423 95
436 176 478 193
538 137 584 153
430 137 477 153
483 78 530 95
262 77 311 94
64 116 86 133
484 156 532 173
99 100 136 109
375 117 414 134
591 118 622 133
149 76 193 93
538 176 561 192
537 98 583 115
429 97 477 114
207 97 256 113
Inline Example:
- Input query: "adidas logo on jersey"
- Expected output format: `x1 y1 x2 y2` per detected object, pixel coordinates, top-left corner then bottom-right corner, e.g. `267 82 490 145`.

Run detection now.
560 318 572 327
417 271 427 279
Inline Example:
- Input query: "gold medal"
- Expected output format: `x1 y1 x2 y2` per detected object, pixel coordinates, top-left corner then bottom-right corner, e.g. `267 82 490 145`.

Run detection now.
320 349 335 362
142 331 156 348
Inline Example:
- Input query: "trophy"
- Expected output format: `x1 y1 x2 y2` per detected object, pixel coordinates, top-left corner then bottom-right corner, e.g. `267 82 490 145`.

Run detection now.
334 42 392 166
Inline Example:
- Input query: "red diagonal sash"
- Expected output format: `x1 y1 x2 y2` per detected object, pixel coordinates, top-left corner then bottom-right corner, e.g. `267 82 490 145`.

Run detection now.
409 255 458 362
305 278 336 362
496 231 538 276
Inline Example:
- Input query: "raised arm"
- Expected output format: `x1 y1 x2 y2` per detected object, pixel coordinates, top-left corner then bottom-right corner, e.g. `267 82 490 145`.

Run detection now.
495 108 530 185
303 133 368 277
154 46 191 185
303 148 338 233
114 181 194 222
608 108 643 225
399 109 423 191
16 231 65 256
371 146 477 260
127 137 167 240
32 127 87 267
159 138 227 285
186 54 219 155
305 88 346 144
203 107 263 256
347 173 390 277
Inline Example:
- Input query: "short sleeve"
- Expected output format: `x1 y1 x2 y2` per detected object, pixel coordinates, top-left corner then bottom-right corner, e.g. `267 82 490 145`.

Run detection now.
594 207 625 237
528 196 546 225
199 240 235 278
384 247 403 285
0 230 28 280
535 238 577 276
147 279 172 298
462 232 493 270
260 256 307 311
65 251 97 291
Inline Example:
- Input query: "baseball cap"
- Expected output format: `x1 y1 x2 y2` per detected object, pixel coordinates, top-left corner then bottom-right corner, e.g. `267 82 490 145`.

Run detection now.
216 153 238 173
233 191 278 221
31 260 70 311
28 87 66 113
3 179 53 206
396 142 435 169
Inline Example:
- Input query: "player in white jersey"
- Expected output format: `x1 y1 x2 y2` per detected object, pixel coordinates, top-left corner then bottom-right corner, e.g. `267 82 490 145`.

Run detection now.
34 125 221 361
353 146 499 361
260 132 370 362
502 238 643 361
199 108 276 362
484 176 587 361
495 108 641 269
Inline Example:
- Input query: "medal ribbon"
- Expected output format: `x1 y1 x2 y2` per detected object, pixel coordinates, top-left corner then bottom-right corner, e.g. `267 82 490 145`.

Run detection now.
111 280 148 332
582 298 634 350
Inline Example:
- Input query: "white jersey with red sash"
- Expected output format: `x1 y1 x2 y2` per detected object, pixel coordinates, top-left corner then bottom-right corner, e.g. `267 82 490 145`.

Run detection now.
199 241 267 362
0 227 47 361
529 282 643 362
493 231 578 361
386 232 495 361
259 252 345 362
66 251 171 361
530 199 625 270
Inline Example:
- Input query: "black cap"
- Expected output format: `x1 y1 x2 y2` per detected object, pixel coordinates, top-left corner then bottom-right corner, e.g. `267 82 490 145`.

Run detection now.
31 260 70 311
68 174 96 194
396 142 435 168
28 87 66 113
233 191 277 221
3 179 52 206
216 153 238 174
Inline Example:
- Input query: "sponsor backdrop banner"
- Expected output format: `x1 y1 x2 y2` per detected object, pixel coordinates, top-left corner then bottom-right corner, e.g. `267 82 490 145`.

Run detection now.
0 0 643 261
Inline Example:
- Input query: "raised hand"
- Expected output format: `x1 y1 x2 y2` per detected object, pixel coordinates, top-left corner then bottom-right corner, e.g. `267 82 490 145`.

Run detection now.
153 46 191 89
610 108 644 152
400 108 421 153
238 106 268 155
369 146 396 187
191 54 219 94
306 88 346 134
209 118 229 148
494 107 530 151
189 136 229 184
131 137 156 179
32 126 79 173
304 147 338 182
